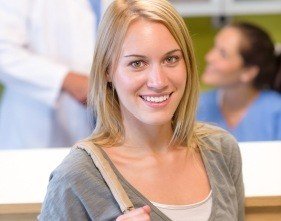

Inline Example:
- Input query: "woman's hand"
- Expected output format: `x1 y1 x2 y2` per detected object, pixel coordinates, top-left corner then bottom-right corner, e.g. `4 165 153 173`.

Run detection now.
62 71 89 105
116 205 151 221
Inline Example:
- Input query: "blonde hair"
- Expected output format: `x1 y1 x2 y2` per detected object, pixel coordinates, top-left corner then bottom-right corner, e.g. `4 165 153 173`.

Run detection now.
88 0 209 149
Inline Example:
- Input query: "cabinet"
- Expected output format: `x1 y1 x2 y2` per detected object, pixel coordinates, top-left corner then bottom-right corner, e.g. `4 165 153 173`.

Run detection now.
171 0 281 17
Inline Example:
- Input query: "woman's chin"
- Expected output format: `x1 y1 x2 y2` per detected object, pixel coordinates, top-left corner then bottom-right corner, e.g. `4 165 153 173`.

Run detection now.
201 76 220 87
139 116 173 127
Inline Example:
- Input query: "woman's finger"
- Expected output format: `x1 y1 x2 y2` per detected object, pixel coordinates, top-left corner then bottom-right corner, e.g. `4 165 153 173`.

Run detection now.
116 205 151 220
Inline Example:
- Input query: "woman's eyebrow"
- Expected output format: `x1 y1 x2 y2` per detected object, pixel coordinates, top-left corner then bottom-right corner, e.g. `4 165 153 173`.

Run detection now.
124 49 182 58
165 49 182 56
124 54 147 58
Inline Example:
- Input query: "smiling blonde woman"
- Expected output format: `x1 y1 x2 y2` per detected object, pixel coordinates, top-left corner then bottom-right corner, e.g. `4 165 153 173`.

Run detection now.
40 1 244 220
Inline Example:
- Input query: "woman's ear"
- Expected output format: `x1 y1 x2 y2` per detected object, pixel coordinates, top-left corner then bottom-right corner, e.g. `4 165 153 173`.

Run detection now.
106 71 112 82
240 66 259 83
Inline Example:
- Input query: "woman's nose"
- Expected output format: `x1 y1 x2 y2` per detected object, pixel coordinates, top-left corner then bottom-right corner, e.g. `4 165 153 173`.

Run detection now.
146 65 168 90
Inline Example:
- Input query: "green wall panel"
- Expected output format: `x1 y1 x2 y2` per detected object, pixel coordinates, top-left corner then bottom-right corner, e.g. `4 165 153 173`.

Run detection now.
0 84 3 100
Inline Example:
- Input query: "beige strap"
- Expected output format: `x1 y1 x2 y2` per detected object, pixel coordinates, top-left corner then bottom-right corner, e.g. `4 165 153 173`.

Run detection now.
74 140 134 214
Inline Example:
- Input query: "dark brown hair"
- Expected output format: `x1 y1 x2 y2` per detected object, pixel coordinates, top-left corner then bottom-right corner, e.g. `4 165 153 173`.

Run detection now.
229 22 281 92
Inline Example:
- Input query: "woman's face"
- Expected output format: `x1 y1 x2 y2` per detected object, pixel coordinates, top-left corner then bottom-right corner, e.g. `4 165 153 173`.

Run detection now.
201 27 246 88
109 19 187 127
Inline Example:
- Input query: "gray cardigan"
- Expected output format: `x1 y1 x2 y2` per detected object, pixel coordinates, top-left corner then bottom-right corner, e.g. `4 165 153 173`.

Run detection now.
39 128 244 221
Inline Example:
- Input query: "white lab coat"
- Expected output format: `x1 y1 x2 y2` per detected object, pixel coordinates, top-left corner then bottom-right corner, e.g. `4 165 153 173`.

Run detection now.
0 0 112 149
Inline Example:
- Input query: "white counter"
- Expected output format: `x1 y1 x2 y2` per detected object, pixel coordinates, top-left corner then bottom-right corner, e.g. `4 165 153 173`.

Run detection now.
0 148 69 204
240 141 281 198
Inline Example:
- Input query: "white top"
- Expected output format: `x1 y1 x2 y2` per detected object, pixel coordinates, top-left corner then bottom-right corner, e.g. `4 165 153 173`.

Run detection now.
0 0 112 149
151 191 212 221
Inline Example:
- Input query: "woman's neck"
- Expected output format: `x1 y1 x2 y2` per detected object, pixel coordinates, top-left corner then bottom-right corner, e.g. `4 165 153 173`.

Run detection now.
219 85 260 110
218 85 260 128
122 119 174 155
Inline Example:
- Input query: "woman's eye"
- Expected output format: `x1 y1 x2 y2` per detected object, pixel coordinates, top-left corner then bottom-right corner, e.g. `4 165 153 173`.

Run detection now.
219 49 228 59
130 60 145 68
165 56 179 64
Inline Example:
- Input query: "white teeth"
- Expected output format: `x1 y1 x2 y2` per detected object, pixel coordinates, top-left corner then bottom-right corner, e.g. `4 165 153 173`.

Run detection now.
141 94 170 103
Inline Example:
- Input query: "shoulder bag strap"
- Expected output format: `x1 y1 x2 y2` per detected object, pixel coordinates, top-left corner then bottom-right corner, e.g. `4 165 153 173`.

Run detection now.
73 140 134 214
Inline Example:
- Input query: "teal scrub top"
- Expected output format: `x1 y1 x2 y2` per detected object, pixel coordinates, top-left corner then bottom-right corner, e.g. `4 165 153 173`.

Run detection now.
197 90 281 142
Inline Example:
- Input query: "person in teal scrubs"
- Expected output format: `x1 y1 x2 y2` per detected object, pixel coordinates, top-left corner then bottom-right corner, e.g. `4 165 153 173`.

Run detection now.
197 22 281 141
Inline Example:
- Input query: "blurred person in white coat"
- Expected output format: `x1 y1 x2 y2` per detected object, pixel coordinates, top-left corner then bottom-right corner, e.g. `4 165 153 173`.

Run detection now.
0 0 112 149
